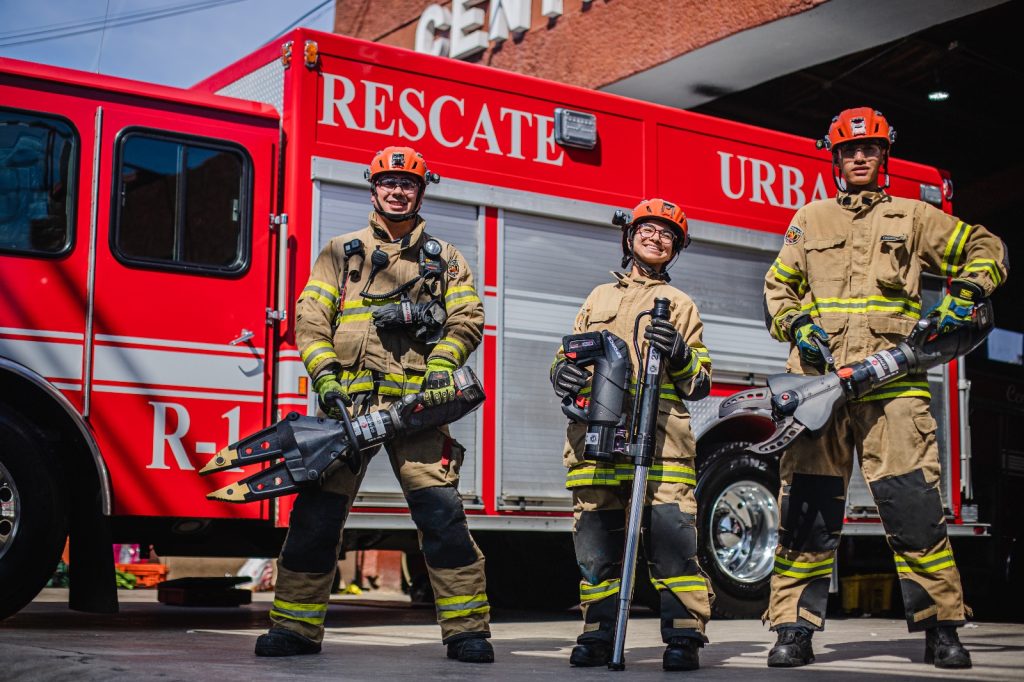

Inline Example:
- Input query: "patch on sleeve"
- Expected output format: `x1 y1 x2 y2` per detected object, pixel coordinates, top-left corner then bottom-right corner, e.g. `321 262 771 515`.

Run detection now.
784 225 803 245
447 255 461 279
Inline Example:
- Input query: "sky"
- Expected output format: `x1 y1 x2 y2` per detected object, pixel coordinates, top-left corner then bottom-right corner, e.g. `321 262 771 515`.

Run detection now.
0 0 335 88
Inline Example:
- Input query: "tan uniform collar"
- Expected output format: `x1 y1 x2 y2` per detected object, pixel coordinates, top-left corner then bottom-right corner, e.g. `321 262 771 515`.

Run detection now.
368 211 426 251
612 271 664 288
835 189 890 212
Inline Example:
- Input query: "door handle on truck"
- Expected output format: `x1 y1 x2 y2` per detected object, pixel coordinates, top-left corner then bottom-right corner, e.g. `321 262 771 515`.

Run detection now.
229 329 254 346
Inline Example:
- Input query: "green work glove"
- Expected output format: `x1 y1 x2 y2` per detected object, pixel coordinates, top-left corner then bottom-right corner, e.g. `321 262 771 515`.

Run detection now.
790 314 830 368
423 357 457 406
313 373 351 419
926 279 984 335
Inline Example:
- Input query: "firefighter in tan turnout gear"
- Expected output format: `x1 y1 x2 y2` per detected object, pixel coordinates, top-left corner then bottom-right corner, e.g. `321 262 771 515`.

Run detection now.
255 146 493 663
551 199 714 671
762 108 1009 669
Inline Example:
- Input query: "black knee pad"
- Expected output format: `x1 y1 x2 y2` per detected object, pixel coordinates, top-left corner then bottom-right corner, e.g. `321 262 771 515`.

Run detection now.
870 469 946 552
406 486 478 569
574 509 624 585
647 504 698 577
779 473 845 552
281 488 349 572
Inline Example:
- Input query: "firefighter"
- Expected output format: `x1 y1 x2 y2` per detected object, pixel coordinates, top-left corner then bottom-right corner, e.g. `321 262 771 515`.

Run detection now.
254 146 493 663
550 199 714 671
762 108 1009 669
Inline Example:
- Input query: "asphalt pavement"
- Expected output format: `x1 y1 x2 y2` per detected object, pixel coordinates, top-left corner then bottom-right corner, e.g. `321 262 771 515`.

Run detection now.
1 589 1022 681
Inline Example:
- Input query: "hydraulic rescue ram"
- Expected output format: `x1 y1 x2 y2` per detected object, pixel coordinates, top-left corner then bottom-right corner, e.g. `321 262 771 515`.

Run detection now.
719 300 994 455
199 366 485 502
561 297 671 671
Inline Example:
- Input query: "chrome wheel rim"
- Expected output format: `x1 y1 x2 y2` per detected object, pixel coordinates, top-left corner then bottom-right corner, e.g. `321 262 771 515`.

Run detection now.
710 480 778 583
0 459 19 561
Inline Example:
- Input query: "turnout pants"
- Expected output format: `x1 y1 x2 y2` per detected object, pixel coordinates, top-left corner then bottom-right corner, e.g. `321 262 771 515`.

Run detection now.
570 456 714 645
768 396 966 632
270 394 489 644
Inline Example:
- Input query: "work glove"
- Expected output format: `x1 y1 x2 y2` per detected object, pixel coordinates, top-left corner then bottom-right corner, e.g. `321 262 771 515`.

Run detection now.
313 373 351 419
373 301 433 329
926 279 984 335
423 357 458 406
550 360 590 399
790 314 830 368
644 318 691 369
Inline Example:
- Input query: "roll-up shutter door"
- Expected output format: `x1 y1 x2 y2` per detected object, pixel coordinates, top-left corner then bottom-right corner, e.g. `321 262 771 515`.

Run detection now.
500 211 619 505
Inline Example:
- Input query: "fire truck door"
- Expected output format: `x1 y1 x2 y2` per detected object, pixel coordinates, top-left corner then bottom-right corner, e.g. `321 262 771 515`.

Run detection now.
87 109 277 520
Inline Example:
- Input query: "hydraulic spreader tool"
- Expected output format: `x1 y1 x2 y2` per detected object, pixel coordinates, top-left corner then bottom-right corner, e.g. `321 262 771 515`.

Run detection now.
199 366 485 502
561 297 672 671
719 299 994 456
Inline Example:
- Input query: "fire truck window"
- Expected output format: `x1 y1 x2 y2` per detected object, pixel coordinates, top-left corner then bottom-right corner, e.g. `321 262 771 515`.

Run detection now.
114 132 248 274
0 109 77 256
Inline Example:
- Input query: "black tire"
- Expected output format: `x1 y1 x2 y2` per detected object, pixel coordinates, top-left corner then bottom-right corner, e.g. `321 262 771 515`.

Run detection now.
0 407 68 620
696 442 779 619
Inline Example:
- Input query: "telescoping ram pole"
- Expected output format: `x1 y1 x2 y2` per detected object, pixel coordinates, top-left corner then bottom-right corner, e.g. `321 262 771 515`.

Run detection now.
609 297 671 671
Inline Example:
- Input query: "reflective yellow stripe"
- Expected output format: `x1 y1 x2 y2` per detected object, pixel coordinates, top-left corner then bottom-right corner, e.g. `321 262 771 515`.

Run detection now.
774 555 834 579
771 307 800 342
301 341 337 376
436 593 490 619
338 369 374 394
270 599 327 625
801 296 921 318
580 579 620 602
566 464 620 488
337 297 401 324
941 221 972 276
648 463 696 485
668 351 701 381
962 258 1003 286
445 285 481 306
771 258 808 295
653 575 707 592
434 337 468 364
855 379 930 402
894 550 956 574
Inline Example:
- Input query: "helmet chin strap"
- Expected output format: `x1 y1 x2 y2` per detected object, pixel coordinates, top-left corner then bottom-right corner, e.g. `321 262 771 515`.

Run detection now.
831 150 890 193
623 229 677 282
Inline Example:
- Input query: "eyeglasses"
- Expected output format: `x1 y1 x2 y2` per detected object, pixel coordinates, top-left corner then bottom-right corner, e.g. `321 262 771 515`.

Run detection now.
635 223 676 244
376 175 420 193
838 142 883 159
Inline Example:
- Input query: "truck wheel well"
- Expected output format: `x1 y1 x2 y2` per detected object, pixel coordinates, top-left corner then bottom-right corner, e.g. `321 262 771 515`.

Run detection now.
0 369 107 516
696 413 778 472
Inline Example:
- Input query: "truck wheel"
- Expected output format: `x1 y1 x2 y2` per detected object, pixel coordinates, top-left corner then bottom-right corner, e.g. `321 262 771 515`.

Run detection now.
0 407 68 620
696 443 779 619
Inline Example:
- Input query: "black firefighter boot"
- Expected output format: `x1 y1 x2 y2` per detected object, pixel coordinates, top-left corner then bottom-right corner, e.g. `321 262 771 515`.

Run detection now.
569 640 612 667
446 634 495 663
767 626 815 667
924 626 972 669
663 637 701 671
254 627 322 657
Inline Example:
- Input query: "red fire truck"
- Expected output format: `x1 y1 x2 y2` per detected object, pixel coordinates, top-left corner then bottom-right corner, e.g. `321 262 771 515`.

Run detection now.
0 28 984 620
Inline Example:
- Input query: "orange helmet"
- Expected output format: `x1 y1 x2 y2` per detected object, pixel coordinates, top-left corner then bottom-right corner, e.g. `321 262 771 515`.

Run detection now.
630 198 689 246
816 107 896 152
615 198 690 279
364 145 440 184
